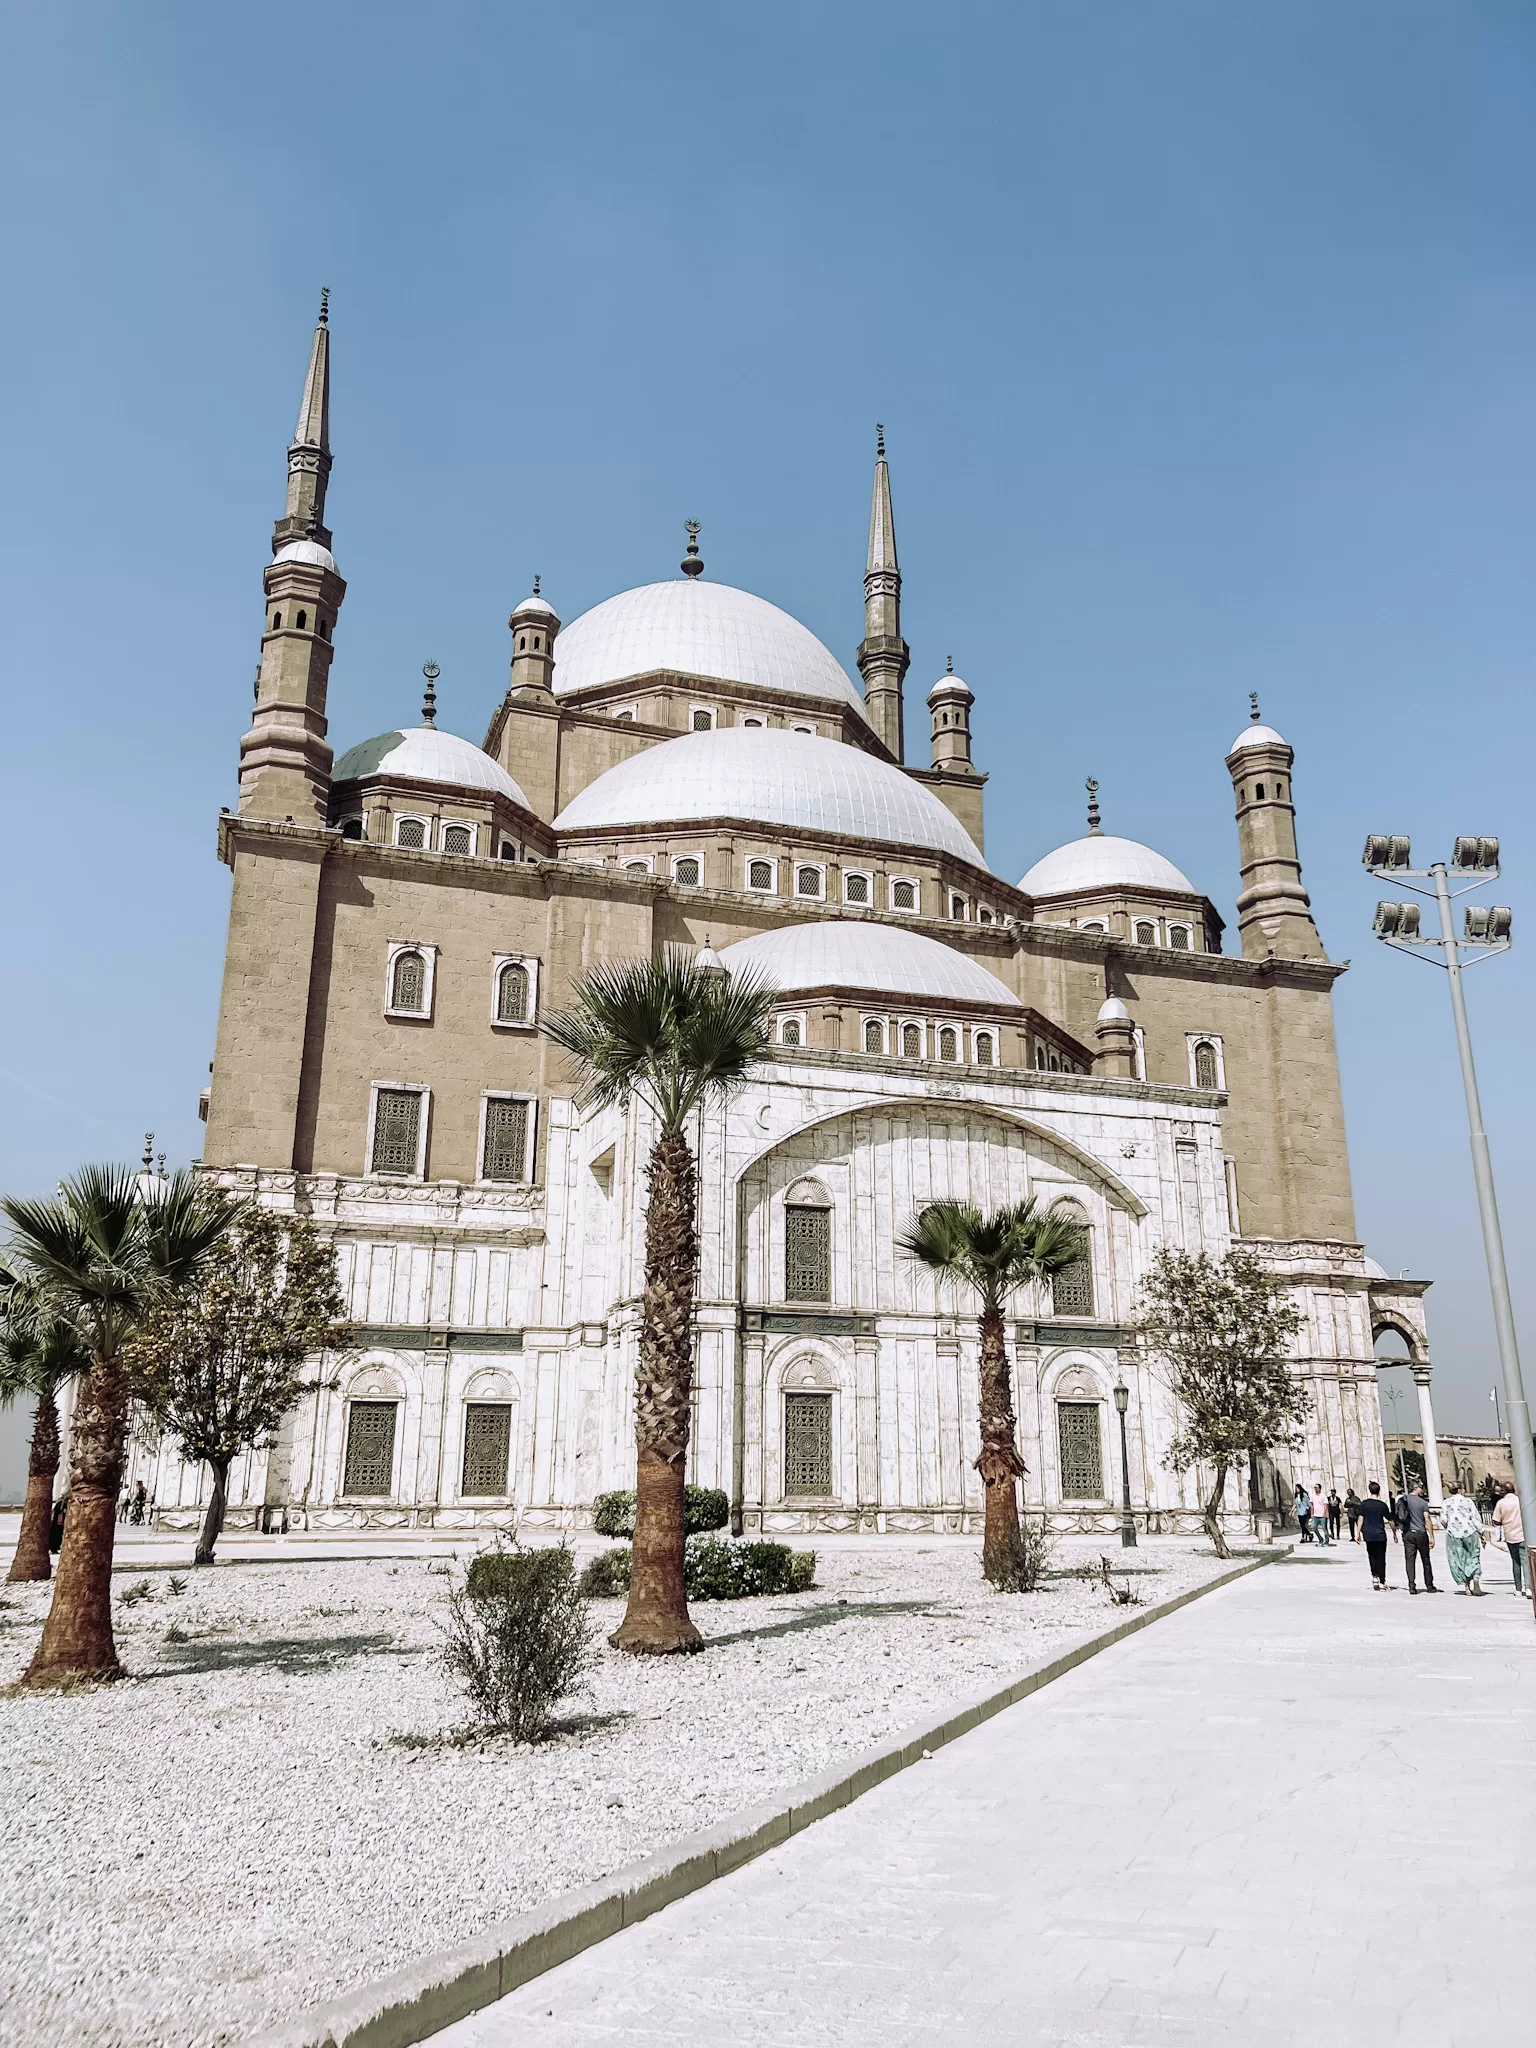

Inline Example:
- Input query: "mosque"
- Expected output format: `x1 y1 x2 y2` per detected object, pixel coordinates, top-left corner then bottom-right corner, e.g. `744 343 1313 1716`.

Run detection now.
146 301 1444 1535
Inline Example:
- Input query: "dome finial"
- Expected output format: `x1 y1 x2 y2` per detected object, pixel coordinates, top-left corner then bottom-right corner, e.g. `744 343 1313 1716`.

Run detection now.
142 1132 154 1171
532 573 541 596
1249 690 1261 723
421 660 440 727
945 653 953 675
681 520 704 578
1086 776 1102 835
318 286 329 327
876 422 886 459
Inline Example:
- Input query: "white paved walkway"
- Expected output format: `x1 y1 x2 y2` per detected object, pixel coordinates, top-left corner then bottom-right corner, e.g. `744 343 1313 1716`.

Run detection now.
430 1545 1536 2047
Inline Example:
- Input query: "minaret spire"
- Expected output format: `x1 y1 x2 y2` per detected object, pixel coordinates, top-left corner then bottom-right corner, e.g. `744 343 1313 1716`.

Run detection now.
274 289 333 551
856 425 909 759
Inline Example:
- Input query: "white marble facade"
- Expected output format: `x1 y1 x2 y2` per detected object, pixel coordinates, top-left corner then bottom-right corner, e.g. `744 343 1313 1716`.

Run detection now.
133 1055 1411 1537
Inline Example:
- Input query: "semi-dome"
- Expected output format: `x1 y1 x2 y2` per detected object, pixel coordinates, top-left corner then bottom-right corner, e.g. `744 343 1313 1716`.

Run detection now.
1020 833 1195 898
553 727 988 868
333 726 531 807
719 921 1021 1008
551 580 868 719
1229 721 1289 754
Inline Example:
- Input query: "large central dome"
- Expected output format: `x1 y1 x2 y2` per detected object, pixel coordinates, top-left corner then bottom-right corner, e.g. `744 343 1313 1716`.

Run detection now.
551 580 869 719
553 727 989 868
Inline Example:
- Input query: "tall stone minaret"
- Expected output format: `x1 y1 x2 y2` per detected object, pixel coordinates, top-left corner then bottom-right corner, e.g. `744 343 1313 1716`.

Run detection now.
856 426 909 761
1225 696 1324 960
237 293 347 823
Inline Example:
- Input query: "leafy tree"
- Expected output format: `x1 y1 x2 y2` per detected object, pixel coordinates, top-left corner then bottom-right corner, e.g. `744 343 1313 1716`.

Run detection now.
898 1199 1085 1587
127 1207 349 1564
543 948 774 1654
1134 1245 1307 1558
1 1165 235 1685
0 1271 92 1582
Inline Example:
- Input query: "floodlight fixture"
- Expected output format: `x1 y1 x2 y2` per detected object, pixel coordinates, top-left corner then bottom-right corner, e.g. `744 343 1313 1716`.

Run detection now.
1451 836 1500 872
1363 834 1411 870
1465 905 1513 942
1373 901 1420 939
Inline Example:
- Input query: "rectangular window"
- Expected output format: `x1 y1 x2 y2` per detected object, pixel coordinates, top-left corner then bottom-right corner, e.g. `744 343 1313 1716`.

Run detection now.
395 816 427 849
1051 1253 1094 1316
343 1401 397 1495
784 1391 833 1497
673 855 702 886
1057 1402 1104 1499
747 857 777 892
482 1097 531 1181
890 878 918 912
371 1088 422 1175
784 1205 831 1302
461 1403 513 1497
843 872 871 906
441 823 474 856
690 706 716 731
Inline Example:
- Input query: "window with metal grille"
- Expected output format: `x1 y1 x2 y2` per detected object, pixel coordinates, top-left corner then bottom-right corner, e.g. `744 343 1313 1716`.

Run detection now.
902 1022 922 1058
783 1391 833 1497
1049 1207 1094 1315
844 872 870 905
1194 1041 1219 1090
396 817 427 849
863 1017 885 1053
497 961 530 1023
390 951 426 1012
748 859 775 891
1168 925 1191 951
891 879 917 910
442 823 472 856
461 1403 512 1497
780 1017 802 1047
1056 1401 1104 1499
974 1032 994 1066
343 1401 397 1495
674 856 701 886
938 1026 958 1062
371 1089 421 1175
795 866 823 898
482 1097 530 1182
623 858 652 873
613 709 634 723
1135 921 1157 946
691 707 714 731
785 1203 831 1302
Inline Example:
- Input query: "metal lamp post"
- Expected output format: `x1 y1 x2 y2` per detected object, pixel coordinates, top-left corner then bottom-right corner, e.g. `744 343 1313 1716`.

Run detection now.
1113 1380 1137 1548
1364 832 1535 1621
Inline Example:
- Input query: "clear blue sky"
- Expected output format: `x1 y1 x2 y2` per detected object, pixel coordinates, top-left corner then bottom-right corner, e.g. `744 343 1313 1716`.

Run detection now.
0 2 1532 1462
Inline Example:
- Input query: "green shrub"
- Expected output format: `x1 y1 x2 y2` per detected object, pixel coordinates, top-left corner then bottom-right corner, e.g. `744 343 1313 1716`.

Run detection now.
787 1550 817 1592
590 1487 731 1540
577 1547 633 1598
445 1544 594 1740
990 1516 1053 1594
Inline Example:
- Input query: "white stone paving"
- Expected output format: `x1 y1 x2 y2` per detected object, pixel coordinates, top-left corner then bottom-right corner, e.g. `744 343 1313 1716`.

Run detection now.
431 1546 1536 2048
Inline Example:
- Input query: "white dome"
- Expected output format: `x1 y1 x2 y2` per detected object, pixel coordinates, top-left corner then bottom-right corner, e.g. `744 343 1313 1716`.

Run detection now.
1363 1255 1390 1280
333 726 531 806
273 539 337 573
719 921 1021 1008
1097 997 1130 1023
553 727 988 868
1020 833 1196 899
511 589 557 619
551 580 868 719
1229 722 1289 753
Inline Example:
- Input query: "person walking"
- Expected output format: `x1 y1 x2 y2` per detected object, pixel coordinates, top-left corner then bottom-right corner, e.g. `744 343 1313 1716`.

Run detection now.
1294 1483 1312 1544
1396 1480 1439 1594
1440 1481 1487 1595
130 1479 147 1526
1345 1488 1362 1542
1327 1488 1343 1542
1491 1483 1525 1596
1311 1484 1332 1546
1356 1482 1397 1589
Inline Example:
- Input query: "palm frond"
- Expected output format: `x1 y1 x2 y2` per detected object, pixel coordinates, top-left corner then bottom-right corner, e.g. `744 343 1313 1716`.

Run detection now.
898 1195 1087 1312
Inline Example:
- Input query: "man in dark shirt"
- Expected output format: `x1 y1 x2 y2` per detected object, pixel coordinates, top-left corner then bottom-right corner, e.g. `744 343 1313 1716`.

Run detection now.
1357 1482 1396 1589
1397 1483 1440 1594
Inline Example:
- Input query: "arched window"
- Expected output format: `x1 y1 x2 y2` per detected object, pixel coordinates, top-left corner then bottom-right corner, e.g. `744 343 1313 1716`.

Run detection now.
673 856 701 886
499 841 518 860
780 1016 802 1048
390 950 426 1012
691 707 715 731
623 857 653 873
863 1017 885 1053
497 961 530 1024
795 865 823 899
613 709 634 723
891 879 918 911
977 906 994 924
938 1025 958 1062
441 823 472 856
319 618 330 639
1168 925 1191 952
843 872 871 905
748 858 775 891
340 817 364 841
1134 921 1157 946
271 611 282 629
902 1022 922 1058
461 1403 512 1497
296 609 308 630
974 1031 995 1067
950 895 968 920
1255 782 1265 799
1193 1040 1219 1090
1049 1201 1094 1316
784 1182 832 1303
518 635 527 651
395 817 427 850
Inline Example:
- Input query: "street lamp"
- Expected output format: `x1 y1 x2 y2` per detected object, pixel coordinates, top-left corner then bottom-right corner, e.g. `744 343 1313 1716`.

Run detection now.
1364 831 1535 1620
1112 1380 1136 1549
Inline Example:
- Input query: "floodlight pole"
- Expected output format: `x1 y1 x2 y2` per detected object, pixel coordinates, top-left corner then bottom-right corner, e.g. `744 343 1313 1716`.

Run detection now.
1426 861 1536 1572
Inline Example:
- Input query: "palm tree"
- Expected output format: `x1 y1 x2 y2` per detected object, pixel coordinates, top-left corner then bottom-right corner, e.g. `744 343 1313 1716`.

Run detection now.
2 1164 235 1686
898 1198 1086 1586
0 1272 92 1582
544 948 774 1654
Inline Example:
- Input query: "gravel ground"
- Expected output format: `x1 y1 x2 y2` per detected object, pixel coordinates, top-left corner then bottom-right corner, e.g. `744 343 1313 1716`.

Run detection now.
0 1533 1240 2047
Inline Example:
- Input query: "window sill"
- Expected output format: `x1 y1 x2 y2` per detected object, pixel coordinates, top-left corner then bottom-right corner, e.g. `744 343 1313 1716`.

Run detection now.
384 1008 432 1023
490 1019 537 1032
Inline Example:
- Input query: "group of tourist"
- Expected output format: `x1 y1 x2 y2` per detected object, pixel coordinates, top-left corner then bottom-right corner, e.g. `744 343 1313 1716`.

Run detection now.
1292 1476 1526 1597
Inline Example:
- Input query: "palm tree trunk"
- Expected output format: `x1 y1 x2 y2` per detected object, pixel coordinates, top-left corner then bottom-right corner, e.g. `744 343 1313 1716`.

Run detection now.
975 1301 1028 1585
612 1130 704 1654
8 1391 60 1583
23 1353 128 1686
1202 1458 1232 1560
194 1458 231 1566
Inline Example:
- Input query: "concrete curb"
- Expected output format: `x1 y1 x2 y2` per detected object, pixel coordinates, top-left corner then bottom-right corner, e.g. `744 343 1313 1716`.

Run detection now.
245 1550 1280 2048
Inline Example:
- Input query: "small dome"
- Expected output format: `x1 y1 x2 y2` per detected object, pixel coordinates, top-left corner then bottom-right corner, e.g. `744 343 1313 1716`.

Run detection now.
1020 834 1195 899
1097 997 1130 1024
554 727 988 868
1229 722 1289 754
333 727 531 807
551 580 868 718
273 539 338 573
718 921 1021 1008
927 670 972 701
1363 1255 1390 1280
511 589 558 620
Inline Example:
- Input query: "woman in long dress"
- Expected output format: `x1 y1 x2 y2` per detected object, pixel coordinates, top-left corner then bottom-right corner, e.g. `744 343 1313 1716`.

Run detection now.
1440 1482 1486 1595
